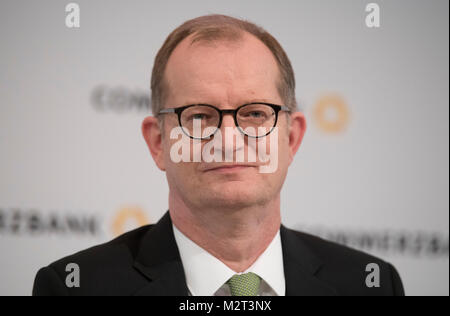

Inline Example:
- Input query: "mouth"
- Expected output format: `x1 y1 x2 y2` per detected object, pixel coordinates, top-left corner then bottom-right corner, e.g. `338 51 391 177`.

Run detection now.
202 164 258 173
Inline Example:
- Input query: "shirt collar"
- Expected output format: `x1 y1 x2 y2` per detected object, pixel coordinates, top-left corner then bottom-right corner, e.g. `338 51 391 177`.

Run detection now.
172 224 285 296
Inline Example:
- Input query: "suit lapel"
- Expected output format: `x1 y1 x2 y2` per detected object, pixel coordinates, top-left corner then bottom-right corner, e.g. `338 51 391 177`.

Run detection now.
132 211 337 296
132 211 189 296
280 225 338 296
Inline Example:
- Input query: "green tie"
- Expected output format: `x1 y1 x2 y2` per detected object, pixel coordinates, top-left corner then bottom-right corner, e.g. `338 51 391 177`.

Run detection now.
226 272 261 296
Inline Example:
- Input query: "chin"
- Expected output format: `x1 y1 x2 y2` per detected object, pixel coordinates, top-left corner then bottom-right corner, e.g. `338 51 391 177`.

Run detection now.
202 184 266 208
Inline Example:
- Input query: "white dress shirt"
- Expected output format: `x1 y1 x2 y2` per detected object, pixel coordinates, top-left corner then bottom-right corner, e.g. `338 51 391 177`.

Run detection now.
172 224 286 296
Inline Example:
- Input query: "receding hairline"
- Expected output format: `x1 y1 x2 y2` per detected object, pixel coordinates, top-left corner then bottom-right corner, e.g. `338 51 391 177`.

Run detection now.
162 29 284 104
151 14 298 118
189 24 244 45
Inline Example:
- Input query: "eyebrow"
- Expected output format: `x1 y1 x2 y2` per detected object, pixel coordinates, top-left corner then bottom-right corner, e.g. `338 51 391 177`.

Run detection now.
180 99 274 107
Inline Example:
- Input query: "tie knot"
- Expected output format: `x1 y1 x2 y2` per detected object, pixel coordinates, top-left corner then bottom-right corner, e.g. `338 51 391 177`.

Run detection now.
226 272 261 296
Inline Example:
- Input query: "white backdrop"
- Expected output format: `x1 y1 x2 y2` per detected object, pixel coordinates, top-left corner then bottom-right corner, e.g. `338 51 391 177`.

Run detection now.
0 0 448 296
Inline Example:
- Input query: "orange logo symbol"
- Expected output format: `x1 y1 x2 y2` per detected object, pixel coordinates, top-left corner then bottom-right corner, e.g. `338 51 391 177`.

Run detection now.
313 94 350 133
112 206 149 236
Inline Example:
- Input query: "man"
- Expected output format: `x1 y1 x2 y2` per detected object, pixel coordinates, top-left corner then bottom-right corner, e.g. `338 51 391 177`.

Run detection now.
33 14 404 296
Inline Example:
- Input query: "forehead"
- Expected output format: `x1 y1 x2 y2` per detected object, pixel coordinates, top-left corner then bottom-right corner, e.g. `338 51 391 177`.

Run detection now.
164 31 281 105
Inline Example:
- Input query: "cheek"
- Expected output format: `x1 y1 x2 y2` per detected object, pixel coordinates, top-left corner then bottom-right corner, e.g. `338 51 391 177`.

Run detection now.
162 138 200 179
165 161 200 196
255 127 290 169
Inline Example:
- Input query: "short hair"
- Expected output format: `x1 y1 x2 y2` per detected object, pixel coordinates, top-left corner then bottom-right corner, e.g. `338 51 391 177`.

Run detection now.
150 14 297 116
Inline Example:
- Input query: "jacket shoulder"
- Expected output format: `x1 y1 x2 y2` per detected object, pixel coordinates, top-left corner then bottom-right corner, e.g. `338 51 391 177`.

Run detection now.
287 228 405 296
33 224 154 296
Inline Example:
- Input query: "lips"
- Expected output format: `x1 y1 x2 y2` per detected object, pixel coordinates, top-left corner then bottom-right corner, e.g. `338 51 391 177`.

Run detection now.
201 164 258 173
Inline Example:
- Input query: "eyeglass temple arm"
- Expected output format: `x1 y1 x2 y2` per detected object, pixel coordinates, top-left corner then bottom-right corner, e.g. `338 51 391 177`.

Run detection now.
158 108 176 115
279 105 291 112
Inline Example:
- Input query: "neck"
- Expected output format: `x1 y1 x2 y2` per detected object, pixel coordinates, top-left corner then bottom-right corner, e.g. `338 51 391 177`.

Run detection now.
169 191 281 273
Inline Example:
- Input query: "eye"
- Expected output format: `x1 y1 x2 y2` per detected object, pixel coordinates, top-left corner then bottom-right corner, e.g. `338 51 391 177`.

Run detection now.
190 113 209 120
246 111 266 118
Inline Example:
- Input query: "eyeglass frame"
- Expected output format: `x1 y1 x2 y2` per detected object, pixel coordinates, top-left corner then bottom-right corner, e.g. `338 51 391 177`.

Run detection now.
157 102 291 140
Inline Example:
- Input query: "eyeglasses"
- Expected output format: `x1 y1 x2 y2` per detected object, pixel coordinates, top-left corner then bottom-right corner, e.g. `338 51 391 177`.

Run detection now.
158 102 291 139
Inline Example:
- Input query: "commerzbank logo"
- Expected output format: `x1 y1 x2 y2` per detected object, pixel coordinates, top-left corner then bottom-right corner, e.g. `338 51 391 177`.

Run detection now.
0 206 151 238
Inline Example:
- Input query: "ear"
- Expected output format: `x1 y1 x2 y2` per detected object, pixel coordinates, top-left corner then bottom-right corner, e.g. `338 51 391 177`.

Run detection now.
287 112 307 164
142 116 166 171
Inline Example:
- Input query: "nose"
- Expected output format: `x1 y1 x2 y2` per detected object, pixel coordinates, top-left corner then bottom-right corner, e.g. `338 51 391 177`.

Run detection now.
220 112 237 130
216 111 245 161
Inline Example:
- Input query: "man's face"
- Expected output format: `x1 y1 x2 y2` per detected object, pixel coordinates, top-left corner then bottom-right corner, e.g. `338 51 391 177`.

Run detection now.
157 33 298 210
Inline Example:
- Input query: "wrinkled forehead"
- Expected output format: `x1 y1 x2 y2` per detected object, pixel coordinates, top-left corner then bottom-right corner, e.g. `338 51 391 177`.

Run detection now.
164 31 282 105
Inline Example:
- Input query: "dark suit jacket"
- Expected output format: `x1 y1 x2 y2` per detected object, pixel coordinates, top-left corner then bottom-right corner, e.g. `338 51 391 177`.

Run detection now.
33 211 404 296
